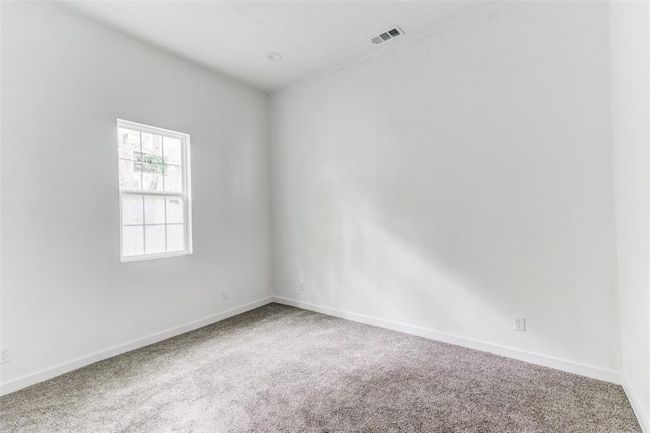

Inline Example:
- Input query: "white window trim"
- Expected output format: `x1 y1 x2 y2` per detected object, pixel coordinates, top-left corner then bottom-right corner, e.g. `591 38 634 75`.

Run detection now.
117 119 193 262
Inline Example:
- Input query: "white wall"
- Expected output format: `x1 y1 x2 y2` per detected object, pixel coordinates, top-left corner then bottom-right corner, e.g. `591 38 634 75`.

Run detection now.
270 2 621 378
0 2 271 390
610 1 650 429
1 0 644 408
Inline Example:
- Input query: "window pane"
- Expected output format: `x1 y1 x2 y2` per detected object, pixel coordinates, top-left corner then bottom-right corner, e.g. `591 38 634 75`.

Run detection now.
141 133 162 157
144 195 165 224
166 224 185 252
166 197 184 223
118 128 140 159
142 171 164 192
117 121 191 260
122 194 143 225
122 226 144 257
134 143 165 193
163 136 182 165
164 165 182 193
119 159 142 190
145 225 166 254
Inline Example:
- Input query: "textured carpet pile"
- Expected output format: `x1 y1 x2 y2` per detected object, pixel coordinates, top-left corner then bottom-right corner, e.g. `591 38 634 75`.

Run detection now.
0 303 641 432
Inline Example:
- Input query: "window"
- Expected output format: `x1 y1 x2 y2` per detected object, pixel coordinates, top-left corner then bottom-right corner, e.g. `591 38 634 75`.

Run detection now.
117 119 192 261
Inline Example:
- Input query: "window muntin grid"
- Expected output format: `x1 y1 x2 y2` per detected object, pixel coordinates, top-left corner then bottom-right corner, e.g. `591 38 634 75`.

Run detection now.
117 120 192 261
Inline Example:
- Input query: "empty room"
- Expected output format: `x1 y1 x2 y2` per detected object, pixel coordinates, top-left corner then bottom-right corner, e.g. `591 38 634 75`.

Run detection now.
0 1 648 432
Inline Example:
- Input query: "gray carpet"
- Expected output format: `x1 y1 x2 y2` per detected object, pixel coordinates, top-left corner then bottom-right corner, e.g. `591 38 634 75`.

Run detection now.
0 303 641 433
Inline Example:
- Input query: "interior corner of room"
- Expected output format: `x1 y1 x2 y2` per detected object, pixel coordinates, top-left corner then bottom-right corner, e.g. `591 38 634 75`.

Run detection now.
0 1 648 432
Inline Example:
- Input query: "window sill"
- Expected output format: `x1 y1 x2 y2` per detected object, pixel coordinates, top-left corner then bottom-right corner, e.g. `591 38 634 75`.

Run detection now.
120 250 192 263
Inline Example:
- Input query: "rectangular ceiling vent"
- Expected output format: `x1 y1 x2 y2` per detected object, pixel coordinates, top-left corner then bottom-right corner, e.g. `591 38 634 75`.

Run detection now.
371 27 404 45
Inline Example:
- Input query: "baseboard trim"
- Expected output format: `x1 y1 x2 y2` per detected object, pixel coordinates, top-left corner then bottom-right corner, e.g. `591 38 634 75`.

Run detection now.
623 377 649 433
1 295 628 401
272 296 622 385
0 296 274 396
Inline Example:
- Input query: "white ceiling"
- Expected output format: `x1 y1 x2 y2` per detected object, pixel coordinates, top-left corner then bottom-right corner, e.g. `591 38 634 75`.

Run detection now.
62 1 489 92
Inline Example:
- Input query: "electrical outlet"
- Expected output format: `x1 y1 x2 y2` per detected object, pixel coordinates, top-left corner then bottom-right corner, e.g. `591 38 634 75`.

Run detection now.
0 348 9 364
222 290 229 300
298 282 304 292
513 316 526 332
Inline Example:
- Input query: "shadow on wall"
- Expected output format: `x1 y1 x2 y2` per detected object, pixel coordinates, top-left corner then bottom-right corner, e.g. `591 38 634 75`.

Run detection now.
280 181 617 366
272 0 618 368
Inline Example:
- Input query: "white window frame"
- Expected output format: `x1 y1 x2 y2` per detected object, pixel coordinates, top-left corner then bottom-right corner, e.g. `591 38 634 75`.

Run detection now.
117 119 193 262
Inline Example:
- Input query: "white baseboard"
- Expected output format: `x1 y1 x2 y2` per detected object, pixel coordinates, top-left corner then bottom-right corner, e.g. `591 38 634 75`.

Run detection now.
1 295 631 408
272 296 622 385
0 297 273 396
623 377 649 433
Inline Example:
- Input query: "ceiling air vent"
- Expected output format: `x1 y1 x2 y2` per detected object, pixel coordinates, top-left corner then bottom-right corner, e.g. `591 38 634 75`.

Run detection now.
371 27 404 45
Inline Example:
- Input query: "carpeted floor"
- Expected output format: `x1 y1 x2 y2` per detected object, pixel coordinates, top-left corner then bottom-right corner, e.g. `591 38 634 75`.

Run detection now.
0 303 641 433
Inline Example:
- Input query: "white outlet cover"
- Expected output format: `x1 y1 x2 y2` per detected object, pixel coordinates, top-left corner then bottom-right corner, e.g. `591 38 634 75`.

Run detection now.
222 290 229 300
0 348 9 363
513 316 526 332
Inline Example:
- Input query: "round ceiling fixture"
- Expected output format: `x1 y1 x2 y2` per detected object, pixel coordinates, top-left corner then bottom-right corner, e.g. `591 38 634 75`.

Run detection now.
267 52 282 61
